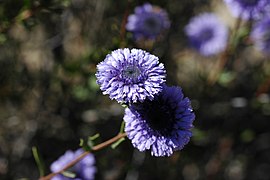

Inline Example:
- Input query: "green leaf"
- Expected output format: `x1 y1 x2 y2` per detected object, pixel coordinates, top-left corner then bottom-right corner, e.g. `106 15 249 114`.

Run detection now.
79 138 84 147
87 133 100 148
79 134 100 151
89 133 100 141
121 103 128 108
62 171 76 178
111 137 125 149
119 121 125 134
32 146 45 177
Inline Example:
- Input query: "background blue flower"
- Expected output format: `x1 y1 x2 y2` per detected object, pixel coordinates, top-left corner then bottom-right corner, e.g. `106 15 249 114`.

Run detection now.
50 149 96 180
251 16 270 55
126 3 170 40
124 85 195 157
185 13 228 56
224 0 270 20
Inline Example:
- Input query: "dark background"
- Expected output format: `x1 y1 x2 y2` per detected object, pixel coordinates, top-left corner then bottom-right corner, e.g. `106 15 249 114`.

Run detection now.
0 0 270 179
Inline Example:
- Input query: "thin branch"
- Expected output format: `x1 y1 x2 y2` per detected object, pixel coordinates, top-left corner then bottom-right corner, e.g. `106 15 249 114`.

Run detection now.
39 132 127 180
256 76 270 96
119 0 131 47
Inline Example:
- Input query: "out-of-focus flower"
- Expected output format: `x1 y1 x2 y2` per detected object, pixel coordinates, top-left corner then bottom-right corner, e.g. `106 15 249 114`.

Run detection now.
96 48 166 104
50 149 96 180
126 3 170 40
185 13 228 56
224 0 270 20
251 16 270 55
124 85 195 157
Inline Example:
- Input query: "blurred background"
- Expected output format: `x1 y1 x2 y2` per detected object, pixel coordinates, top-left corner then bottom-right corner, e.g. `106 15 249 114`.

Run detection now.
1 0 270 179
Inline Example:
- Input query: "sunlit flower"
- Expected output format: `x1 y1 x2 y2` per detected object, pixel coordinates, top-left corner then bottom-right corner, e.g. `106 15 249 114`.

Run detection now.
96 48 166 104
124 85 195 157
251 16 270 55
185 13 228 56
126 3 170 40
224 0 270 20
50 149 96 180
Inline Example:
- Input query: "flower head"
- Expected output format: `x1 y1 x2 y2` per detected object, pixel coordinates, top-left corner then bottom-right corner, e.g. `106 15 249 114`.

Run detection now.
251 16 270 55
50 149 96 180
124 85 195 157
185 13 228 56
96 48 166 104
126 3 170 40
224 0 270 20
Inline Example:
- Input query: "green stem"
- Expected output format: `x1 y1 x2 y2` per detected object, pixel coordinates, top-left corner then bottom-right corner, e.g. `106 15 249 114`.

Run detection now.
32 146 45 177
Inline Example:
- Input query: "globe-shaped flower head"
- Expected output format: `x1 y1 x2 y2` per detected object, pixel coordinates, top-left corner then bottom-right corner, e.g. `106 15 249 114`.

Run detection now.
124 85 195 157
96 48 166 104
224 0 270 20
185 13 228 56
251 16 270 55
50 149 96 180
126 3 170 40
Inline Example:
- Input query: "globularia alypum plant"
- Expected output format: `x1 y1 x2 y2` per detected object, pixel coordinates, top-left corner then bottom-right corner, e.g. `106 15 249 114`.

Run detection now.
39 48 195 180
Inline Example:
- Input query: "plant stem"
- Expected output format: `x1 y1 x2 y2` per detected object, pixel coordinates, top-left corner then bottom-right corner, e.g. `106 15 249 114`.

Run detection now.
39 132 127 180
119 0 131 47
208 15 242 85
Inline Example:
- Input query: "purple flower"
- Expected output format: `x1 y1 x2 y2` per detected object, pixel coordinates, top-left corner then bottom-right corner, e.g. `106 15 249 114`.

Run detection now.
185 13 228 56
124 85 195 157
224 0 270 20
251 16 270 55
96 48 166 104
50 149 96 180
126 3 170 40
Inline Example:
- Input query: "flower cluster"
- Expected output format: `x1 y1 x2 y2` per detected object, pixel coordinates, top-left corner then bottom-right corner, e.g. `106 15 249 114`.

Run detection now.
96 48 195 157
126 3 170 40
50 149 96 180
185 13 229 56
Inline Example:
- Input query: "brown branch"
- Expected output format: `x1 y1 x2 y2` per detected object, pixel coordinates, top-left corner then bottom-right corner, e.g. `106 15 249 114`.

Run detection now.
39 132 127 180
119 0 132 47
256 76 270 96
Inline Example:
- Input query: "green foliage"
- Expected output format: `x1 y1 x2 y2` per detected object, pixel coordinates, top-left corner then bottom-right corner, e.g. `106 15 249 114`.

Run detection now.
218 71 235 87
32 147 45 177
80 133 100 151
240 129 255 143
111 137 125 149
